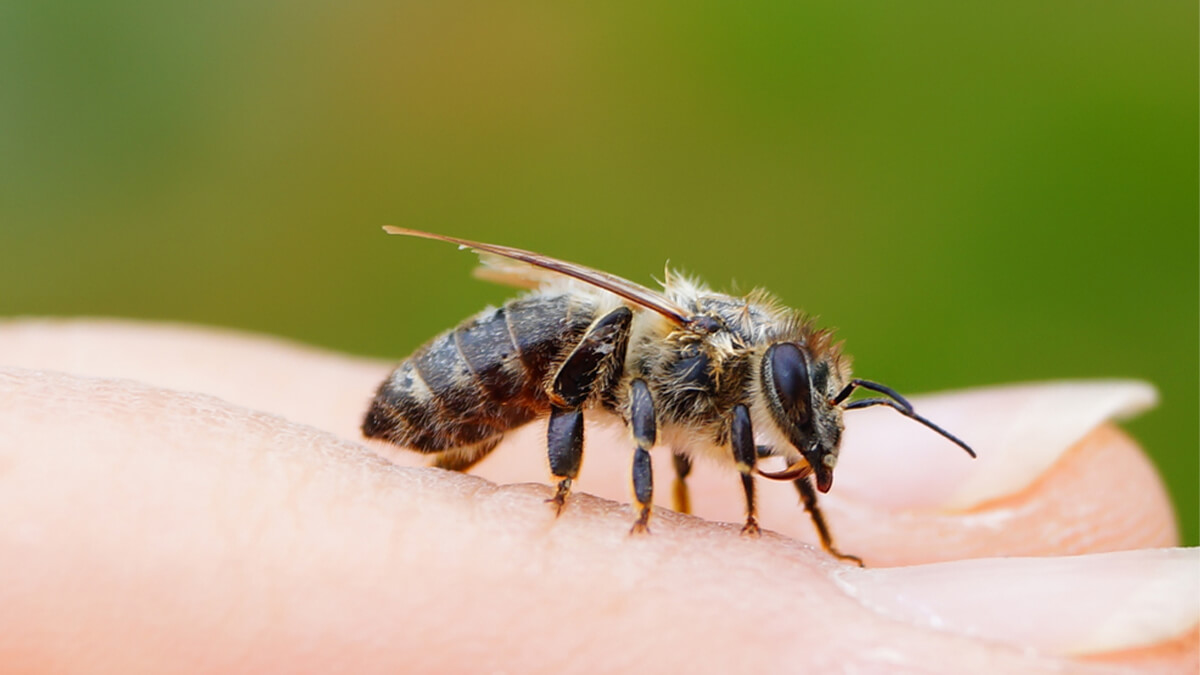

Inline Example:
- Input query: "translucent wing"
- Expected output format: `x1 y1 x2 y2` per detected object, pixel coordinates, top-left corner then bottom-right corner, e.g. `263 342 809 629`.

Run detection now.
471 251 562 290
383 227 693 325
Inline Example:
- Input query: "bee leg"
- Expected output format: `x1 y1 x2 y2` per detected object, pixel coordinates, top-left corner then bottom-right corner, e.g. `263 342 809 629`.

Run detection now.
546 406 584 515
629 378 656 534
671 453 692 515
431 436 502 472
794 476 864 566
730 404 760 536
550 307 633 407
545 306 634 517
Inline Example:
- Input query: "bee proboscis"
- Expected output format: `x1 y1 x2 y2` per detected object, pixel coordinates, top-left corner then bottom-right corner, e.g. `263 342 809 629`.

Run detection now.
362 228 975 565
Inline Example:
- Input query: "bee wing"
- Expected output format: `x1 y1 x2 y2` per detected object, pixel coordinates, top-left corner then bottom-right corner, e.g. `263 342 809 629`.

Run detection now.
383 227 693 325
471 252 563 290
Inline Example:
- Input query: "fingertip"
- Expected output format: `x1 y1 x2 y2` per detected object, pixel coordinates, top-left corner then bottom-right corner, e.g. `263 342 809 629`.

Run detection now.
836 548 1199 660
776 423 1177 566
833 380 1158 511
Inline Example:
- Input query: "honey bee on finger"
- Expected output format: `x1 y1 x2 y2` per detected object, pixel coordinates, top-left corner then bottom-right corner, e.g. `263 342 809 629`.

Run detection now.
362 228 976 565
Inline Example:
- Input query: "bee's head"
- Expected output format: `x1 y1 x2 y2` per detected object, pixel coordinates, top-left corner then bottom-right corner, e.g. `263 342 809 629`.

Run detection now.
760 342 845 492
759 341 977 492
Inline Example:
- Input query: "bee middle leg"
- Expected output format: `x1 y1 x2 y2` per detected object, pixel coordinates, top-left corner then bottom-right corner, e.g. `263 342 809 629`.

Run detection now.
794 476 864 566
629 378 656 534
730 404 760 536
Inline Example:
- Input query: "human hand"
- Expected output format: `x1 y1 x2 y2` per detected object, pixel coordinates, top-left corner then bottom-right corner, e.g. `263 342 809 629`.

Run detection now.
1 320 1195 672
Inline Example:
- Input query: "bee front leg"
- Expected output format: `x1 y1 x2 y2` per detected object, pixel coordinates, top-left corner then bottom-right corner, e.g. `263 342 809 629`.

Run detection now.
629 378 656 534
794 476 863 566
730 404 760 536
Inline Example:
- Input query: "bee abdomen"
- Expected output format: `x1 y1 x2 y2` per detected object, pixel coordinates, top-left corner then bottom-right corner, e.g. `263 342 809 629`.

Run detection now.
363 293 597 452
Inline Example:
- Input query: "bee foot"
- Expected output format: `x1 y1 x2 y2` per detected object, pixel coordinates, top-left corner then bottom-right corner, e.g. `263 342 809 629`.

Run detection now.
741 519 761 537
545 495 568 517
832 551 865 567
545 479 572 517
629 507 651 535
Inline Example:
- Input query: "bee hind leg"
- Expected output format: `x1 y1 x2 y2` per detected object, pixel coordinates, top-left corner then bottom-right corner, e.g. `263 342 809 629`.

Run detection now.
546 406 583 515
545 306 633 518
794 476 863 566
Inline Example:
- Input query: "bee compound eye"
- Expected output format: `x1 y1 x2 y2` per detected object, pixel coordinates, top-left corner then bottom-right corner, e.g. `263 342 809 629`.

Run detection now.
768 343 812 424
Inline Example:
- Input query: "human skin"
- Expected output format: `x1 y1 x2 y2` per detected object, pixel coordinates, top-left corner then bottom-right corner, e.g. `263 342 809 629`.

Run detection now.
0 320 1196 673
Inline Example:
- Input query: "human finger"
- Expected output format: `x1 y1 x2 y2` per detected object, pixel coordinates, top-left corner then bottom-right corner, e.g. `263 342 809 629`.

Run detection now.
0 369 1194 673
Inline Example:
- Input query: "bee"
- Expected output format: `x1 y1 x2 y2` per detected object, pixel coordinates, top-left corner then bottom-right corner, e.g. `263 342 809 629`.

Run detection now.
363 228 975 565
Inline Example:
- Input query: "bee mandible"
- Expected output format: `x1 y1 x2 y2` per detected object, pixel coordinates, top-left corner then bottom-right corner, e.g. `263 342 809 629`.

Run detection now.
362 228 976 565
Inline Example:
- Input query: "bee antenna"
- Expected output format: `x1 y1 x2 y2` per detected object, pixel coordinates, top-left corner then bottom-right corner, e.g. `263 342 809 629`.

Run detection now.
832 379 909 408
834 379 976 458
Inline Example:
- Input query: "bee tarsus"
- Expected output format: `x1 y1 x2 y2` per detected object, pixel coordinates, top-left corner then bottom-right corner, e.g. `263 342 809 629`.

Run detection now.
546 479 573 516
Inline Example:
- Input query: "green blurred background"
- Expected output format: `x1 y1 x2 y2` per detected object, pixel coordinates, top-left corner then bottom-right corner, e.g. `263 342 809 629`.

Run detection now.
1 2 1195 543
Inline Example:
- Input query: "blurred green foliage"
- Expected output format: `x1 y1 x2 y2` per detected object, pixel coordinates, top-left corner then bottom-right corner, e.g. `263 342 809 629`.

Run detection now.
1 1 1195 543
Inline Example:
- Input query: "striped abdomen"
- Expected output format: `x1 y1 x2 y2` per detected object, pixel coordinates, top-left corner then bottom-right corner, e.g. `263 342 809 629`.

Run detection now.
363 292 599 452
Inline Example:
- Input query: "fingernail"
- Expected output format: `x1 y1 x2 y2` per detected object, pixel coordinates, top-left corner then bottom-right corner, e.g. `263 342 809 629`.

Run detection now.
833 380 1158 510
834 548 1199 657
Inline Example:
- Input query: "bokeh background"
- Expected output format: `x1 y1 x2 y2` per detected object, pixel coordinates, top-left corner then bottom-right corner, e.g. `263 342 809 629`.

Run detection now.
2 2 1195 543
